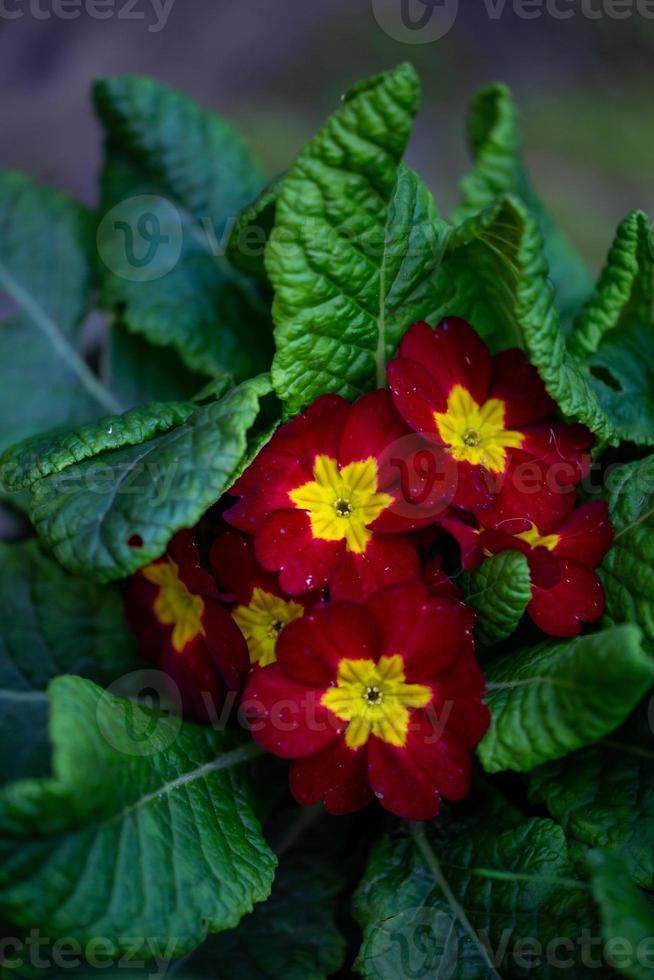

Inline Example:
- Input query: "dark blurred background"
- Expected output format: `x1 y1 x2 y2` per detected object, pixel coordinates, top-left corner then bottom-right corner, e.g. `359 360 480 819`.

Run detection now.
1 0 653 271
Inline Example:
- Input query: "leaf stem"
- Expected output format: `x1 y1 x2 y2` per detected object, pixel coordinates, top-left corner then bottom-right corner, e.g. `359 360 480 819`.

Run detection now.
409 821 504 979
0 260 123 415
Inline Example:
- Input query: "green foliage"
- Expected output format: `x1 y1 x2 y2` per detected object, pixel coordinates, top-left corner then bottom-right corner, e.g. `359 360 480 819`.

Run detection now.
0 676 276 959
479 625 653 772
268 64 453 412
570 211 653 359
25 376 271 582
1 400 195 492
94 75 273 380
0 539 139 786
455 82 594 324
530 702 654 889
601 454 654 648
462 550 532 647
587 850 654 980
353 803 602 979
0 172 118 456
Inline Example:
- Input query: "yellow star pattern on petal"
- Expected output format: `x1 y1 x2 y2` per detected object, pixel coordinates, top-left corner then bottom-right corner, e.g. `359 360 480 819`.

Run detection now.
321 655 431 750
434 384 524 473
289 455 393 554
142 557 205 652
232 587 304 666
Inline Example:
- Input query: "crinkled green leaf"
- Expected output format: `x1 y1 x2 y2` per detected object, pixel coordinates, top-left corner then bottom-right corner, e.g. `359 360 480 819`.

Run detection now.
529 702 654 889
353 807 601 980
268 64 454 412
587 850 654 980
0 172 121 456
226 176 282 281
94 75 272 379
1 401 194 492
569 211 653 358
462 550 531 647
455 83 593 325
0 676 276 959
433 195 615 443
0 540 139 786
600 454 654 649
479 624 653 773
27 376 271 582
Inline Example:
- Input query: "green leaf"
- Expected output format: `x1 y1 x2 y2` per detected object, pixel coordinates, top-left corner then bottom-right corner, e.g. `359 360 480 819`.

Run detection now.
455 83 593 325
600 455 654 649
432 195 615 443
0 539 139 786
587 850 654 980
462 550 531 647
1 815 346 980
478 624 653 773
0 172 121 455
94 75 273 380
0 676 276 958
103 321 204 408
569 211 653 359
566 212 654 445
226 176 282 280
1 400 195 492
585 321 654 446
26 376 271 582
353 808 599 980
268 64 453 412
529 702 654 889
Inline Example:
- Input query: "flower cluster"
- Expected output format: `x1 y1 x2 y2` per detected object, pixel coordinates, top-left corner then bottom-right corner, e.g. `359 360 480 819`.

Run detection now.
125 317 613 820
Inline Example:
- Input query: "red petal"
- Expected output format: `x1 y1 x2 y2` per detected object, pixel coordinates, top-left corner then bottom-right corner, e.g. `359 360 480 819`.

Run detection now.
156 637 228 724
328 535 419 602
338 388 410 466
256 509 341 595
528 560 606 636
202 600 250 688
421 556 462 599
489 348 556 426
210 527 278 604
290 739 373 815
169 529 220 598
429 649 490 750
398 318 491 405
242 664 340 758
368 714 471 819
440 511 484 570
374 439 458 531
366 582 476 680
387 356 445 437
554 500 613 569
266 394 351 464
276 602 383 686
520 422 594 485
225 449 310 534
479 455 577 534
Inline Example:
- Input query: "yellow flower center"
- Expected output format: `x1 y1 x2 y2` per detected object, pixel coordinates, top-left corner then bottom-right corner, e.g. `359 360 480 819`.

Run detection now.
232 587 304 666
434 385 524 473
142 557 205 652
514 522 560 551
289 455 393 554
321 655 431 749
